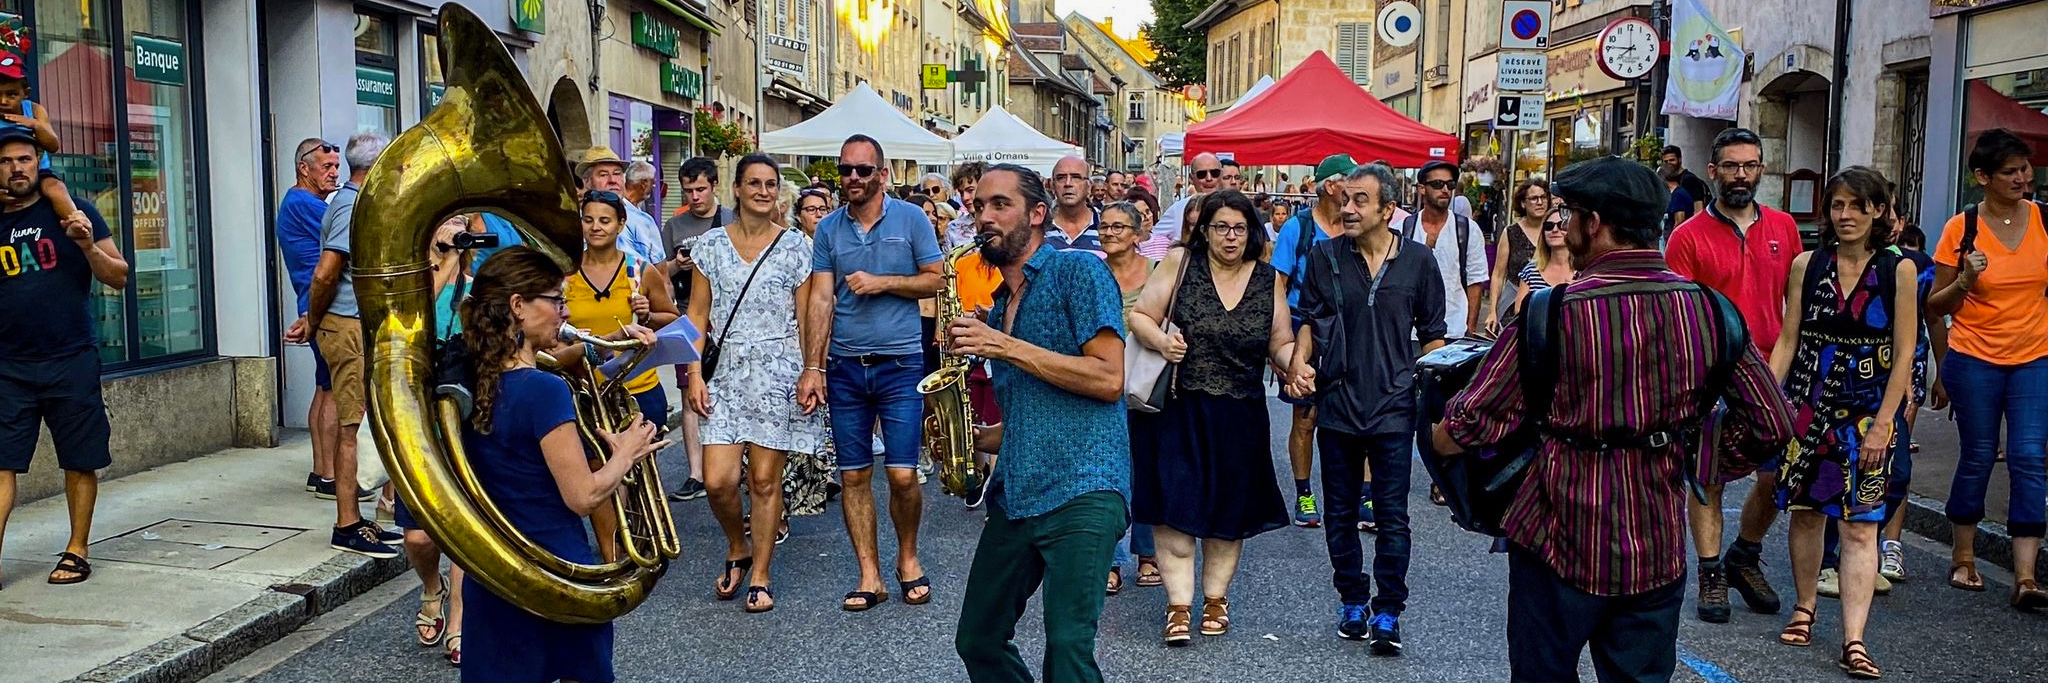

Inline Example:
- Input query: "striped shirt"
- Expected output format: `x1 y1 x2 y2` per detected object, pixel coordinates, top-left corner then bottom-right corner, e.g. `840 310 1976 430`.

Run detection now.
1442 249 1794 596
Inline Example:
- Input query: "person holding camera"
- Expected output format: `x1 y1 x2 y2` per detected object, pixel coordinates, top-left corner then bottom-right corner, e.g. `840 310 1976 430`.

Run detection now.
1431 157 1793 682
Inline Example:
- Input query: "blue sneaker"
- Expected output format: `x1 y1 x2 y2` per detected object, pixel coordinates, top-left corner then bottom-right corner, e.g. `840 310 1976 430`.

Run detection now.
1368 612 1403 656
331 521 400 559
1358 499 1378 533
1294 494 1322 527
1337 604 1369 641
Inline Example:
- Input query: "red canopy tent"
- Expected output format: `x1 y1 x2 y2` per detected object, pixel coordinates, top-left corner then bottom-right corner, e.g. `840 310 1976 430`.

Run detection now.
1965 80 2048 166
1183 50 1459 167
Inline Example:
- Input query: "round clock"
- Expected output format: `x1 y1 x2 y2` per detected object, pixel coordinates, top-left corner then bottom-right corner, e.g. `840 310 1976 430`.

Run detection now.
1597 17 1661 81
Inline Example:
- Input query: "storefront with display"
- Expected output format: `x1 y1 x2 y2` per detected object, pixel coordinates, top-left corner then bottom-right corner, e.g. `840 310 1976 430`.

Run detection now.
1922 0 2048 233
600 0 714 219
1540 34 1639 176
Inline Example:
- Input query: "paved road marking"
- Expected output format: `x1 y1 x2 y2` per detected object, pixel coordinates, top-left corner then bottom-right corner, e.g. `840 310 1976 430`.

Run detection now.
1678 643 1745 683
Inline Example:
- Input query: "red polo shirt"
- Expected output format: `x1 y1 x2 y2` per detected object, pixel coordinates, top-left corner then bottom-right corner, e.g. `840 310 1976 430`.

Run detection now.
1666 203 1804 359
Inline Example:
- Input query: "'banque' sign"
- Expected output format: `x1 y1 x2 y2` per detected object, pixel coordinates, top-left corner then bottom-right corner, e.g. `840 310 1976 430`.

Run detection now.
133 34 185 87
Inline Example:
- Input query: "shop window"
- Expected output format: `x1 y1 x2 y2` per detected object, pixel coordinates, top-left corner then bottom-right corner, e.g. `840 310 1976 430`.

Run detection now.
124 0 204 358
354 12 398 136
422 31 445 117
1957 67 2047 211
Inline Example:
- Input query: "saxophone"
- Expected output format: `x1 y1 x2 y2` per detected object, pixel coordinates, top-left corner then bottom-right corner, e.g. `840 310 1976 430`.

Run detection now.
918 233 991 498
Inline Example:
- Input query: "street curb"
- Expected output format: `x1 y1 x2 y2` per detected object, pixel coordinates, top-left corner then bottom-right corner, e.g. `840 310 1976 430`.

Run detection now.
1901 492 2048 580
66 553 408 683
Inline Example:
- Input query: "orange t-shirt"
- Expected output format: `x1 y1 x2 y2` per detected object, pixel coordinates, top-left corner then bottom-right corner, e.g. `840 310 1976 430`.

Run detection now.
954 252 1003 314
1933 203 2048 365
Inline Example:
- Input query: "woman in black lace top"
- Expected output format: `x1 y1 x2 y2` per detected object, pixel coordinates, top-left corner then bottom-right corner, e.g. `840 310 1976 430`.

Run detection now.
1127 190 1300 646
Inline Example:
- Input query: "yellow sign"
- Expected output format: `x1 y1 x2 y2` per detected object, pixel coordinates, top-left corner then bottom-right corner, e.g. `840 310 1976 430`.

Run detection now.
922 64 949 89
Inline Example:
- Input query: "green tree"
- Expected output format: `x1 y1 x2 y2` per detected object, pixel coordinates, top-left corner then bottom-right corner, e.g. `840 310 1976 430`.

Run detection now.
1144 0 1208 89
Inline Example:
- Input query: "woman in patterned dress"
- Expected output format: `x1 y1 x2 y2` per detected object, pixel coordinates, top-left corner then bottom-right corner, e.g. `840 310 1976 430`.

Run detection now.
683 154 825 613
1765 167 1915 679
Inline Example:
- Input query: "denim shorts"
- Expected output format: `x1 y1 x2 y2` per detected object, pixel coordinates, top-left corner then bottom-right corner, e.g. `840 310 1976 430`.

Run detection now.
826 354 927 471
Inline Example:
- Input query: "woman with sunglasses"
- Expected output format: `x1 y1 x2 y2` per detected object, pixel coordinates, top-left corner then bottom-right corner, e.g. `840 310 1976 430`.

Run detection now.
1511 210 1573 314
683 154 825 613
1128 190 1297 645
397 212 480 666
1481 179 1550 334
454 246 669 683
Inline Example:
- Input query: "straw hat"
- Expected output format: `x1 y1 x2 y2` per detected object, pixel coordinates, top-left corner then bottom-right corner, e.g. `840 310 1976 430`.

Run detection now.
573 146 627 178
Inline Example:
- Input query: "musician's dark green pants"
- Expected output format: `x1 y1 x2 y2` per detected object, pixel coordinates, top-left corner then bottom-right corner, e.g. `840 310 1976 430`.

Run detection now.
955 491 1126 683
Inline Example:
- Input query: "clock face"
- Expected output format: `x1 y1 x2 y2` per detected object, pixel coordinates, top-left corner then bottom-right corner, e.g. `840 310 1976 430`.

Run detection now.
1599 18 1660 80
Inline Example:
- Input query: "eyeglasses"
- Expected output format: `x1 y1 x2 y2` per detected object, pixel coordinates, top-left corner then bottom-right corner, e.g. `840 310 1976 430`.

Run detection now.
837 164 879 178
1523 194 1550 203
1418 179 1456 190
1191 169 1222 180
1098 222 1136 236
297 143 339 163
800 205 832 215
1714 161 1764 175
924 186 944 194
528 293 568 307
1205 222 1250 236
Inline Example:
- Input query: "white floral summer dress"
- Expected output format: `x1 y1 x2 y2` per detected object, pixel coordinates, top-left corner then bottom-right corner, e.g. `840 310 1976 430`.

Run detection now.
697 227 825 456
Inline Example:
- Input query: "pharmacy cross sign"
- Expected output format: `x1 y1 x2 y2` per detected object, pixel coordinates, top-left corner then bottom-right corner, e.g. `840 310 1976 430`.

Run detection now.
950 66 986 87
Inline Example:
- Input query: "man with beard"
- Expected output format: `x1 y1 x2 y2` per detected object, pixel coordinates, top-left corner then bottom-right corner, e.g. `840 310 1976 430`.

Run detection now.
1047 155 1104 255
1145 152 1224 259
1432 156 1793 682
0 130 127 588
1661 145 1710 215
1401 161 1490 340
947 163 1128 683
1666 126 1803 624
797 134 945 611
1270 154 1360 529
1286 161 1446 653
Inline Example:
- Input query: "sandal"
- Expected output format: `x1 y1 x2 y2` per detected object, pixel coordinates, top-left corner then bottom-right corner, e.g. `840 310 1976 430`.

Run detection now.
1106 568 1123 596
1199 596 1231 636
744 585 776 613
1429 485 1447 507
842 590 889 612
2013 579 2048 609
714 557 753 601
1839 640 1882 679
48 552 91 585
445 632 462 667
900 576 933 605
1949 560 1986 592
1778 605 1815 647
1136 556 1163 587
1163 605 1193 646
415 581 448 646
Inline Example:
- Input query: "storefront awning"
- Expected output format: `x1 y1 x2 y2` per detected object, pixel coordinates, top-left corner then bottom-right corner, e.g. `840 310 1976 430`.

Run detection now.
648 0 721 35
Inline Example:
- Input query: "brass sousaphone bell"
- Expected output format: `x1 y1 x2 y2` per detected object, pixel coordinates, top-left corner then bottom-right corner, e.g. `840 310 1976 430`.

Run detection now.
355 3 678 624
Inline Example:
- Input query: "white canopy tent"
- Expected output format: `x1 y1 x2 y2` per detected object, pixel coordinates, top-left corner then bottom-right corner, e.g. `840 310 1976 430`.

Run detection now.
951 106 1082 175
1159 75 1274 158
758 82 955 161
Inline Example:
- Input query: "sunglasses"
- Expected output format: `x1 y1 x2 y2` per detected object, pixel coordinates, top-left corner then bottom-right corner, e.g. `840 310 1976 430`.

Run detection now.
1191 169 1221 179
297 143 339 163
1542 220 1565 232
924 186 944 194
838 164 879 178
582 189 621 203
1418 179 1456 190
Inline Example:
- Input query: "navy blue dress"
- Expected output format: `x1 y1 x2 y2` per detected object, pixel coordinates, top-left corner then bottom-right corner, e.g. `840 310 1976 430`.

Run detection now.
461 368 615 683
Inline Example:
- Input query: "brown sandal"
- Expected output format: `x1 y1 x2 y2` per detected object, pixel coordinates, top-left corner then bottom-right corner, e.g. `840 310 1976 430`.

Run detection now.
1839 640 1882 679
1136 556 1163 587
2013 579 2048 609
1163 605 1193 646
1105 568 1123 596
1778 605 1815 647
1949 560 1986 592
1200 596 1231 636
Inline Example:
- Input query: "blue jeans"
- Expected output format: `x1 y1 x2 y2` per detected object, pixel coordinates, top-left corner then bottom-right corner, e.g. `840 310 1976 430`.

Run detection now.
1942 351 2048 539
1318 430 1413 615
826 355 926 471
1112 524 1155 569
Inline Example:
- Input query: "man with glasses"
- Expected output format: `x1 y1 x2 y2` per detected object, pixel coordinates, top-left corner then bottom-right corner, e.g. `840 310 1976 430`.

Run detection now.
1401 161 1489 340
1220 158 1245 192
1286 161 1446 653
285 132 402 560
1146 152 1224 259
796 134 946 611
1047 156 1104 256
277 138 348 500
1666 126 1802 625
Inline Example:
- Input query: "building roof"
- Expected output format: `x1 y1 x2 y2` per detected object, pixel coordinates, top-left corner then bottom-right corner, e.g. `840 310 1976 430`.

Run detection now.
1007 44 1092 99
1061 13 1163 88
1091 73 1115 95
1185 0 1261 32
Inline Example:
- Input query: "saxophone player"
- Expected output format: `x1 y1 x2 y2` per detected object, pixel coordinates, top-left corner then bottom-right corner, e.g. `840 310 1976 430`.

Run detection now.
947 164 1129 682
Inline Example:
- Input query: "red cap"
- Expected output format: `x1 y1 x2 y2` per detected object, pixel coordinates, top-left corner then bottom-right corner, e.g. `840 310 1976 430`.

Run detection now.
0 52 23 80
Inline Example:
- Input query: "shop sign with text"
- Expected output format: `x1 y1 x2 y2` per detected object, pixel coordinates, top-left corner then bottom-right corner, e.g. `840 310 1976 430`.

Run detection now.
133 35 185 86
661 62 703 99
632 12 681 57
356 66 398 108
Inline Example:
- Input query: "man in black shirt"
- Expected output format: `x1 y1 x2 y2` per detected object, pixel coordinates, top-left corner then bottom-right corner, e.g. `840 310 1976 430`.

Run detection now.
1661 145 1711 215
1286 162 1447 655
0 130 128 587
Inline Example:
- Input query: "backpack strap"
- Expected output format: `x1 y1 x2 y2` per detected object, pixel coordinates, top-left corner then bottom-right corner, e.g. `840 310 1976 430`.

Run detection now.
1455 214 1474 287
1960 205 1979 256
1688 284 1751 503
1483 283 1568 493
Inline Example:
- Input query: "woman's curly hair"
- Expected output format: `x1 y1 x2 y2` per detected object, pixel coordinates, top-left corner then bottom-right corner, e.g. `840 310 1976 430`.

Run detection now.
459 246 568 434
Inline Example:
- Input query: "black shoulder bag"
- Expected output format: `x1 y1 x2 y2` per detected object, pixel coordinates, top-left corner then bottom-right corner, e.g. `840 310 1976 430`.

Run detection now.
700 229 785 381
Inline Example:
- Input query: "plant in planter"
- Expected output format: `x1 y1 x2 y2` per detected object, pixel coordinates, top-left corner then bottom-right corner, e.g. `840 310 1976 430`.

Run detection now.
693 107 756 158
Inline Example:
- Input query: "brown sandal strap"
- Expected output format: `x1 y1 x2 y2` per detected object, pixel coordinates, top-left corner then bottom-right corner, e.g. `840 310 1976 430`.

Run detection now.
1841 641 1882 678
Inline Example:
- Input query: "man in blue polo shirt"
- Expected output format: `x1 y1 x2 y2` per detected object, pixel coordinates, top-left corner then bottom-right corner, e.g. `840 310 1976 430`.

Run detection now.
276 138 344 499
797 134 945 611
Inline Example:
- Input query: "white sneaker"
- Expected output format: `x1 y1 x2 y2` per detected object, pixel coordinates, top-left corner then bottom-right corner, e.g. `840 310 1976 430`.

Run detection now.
1818 568 1840 598
1880 540 1906 582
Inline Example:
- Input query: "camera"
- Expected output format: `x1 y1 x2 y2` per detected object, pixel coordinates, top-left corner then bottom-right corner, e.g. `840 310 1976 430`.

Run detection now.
450 232 500 250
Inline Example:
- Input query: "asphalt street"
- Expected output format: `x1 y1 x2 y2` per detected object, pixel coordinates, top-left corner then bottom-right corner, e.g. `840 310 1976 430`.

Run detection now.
216 399 2046 683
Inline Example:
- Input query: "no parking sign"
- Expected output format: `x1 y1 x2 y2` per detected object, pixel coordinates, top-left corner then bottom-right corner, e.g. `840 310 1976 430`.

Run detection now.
1499 1 1551 50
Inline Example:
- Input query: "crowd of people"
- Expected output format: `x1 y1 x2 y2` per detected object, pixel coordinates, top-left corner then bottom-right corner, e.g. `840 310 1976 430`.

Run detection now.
0 112 1990 683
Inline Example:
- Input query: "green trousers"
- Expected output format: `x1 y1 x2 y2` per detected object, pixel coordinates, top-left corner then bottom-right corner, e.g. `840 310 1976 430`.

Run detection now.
955 491 1126 683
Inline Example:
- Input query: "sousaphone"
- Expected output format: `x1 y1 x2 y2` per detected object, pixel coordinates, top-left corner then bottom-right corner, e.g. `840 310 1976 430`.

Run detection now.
354 3 677 624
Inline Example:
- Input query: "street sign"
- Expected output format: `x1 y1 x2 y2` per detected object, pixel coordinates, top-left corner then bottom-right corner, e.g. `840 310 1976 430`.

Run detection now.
1376 1 1421 48
1494 94 1545 131
1497 53 1547 91
921 64 948 89
1499 1 1551 51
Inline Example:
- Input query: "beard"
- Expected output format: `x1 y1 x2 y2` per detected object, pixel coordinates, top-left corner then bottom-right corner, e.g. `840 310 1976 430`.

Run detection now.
2 176 35 199
845 175 880 203
980 222 1035 267
1719 182 1755 207
1564 224 1592 268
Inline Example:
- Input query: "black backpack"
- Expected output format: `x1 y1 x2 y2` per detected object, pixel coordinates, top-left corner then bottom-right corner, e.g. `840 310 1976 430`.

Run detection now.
1958 200 2048 254
1417 282 1748 537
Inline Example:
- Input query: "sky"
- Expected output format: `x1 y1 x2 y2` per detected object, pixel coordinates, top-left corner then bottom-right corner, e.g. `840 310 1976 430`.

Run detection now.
1054 0 1155 39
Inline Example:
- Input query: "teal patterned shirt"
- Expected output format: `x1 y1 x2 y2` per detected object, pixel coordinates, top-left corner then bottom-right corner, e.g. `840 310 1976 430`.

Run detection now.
986 244 1131 519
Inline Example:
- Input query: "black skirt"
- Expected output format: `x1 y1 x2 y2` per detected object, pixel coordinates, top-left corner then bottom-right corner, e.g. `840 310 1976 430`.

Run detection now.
1130 392 1289 541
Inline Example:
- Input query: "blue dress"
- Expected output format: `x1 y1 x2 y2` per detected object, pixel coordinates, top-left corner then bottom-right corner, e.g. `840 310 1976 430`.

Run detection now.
461 368 615 683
